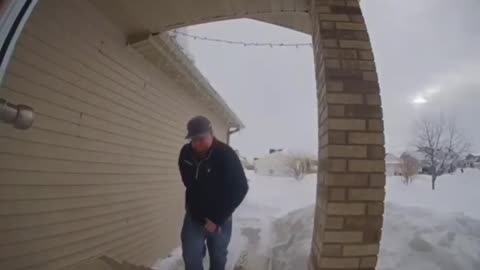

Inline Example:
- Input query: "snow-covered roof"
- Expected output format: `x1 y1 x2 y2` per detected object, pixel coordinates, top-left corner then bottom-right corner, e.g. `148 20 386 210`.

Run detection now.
129 33 244 130
403 151 427 161
385 153 401 164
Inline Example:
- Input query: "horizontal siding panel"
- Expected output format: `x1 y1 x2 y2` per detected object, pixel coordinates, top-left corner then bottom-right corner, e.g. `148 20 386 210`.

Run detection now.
27 219 179 270
0 87 80 122
0 184 178 215
114 230 175 266
32 114 180 153
0 137 175 166
3 66 186 141
0 202 177 259
34 0 144 75
0 171 180 186
0 194 183 231
14 37 188 134
0 201 171 244
7 54 186 141
0 181 178 201
0 127 178 161
0 153 174 175
0 210 175 270
0 85 186 148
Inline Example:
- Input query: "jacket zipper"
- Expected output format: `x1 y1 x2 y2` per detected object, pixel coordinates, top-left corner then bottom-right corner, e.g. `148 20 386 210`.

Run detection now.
194 149 214 180
195 161 203 180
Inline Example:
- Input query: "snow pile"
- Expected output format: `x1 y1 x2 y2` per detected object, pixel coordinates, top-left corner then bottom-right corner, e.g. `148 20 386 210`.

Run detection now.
269 205 314 270
386 169 480 219
153 169 480 270
379 203 480 270
265 203 480 270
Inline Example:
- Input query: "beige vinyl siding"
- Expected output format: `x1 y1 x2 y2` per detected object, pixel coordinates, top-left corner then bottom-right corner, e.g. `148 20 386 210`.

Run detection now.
0 0 230 269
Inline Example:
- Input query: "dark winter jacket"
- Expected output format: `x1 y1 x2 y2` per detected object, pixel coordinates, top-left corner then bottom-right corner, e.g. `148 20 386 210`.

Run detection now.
178 138 249 226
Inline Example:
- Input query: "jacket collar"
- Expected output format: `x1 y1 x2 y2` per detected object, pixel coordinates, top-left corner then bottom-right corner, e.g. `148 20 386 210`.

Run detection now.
189 137 218 162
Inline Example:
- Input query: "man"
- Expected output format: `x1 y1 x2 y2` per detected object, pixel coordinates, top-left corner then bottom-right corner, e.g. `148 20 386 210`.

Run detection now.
178 116 249 270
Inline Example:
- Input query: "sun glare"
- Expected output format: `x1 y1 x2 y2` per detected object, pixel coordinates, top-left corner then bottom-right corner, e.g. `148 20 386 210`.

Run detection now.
412 96 428 104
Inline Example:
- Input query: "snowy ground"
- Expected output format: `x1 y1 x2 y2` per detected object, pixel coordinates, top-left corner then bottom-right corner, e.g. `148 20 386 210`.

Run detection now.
153 169 480 270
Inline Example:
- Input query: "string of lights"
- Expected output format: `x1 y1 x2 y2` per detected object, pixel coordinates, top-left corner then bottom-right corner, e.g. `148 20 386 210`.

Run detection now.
169 30 313 48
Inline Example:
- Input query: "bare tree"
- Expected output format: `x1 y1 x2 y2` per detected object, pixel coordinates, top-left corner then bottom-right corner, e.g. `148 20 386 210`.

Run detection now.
399 153 418 185
414 115 470 190
285 152 313 180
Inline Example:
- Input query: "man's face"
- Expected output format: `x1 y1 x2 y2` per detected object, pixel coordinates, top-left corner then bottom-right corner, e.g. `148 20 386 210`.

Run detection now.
191 133 213 153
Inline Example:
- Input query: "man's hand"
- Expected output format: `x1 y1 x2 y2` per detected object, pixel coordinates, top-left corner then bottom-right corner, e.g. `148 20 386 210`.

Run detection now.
205 218 220 233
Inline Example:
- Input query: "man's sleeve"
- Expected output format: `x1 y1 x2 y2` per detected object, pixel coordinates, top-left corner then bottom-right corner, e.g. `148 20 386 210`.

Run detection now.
213 148 249 225
178 145 191 188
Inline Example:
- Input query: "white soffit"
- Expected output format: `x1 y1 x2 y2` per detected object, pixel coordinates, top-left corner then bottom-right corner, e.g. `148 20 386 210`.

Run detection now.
129 33 244 129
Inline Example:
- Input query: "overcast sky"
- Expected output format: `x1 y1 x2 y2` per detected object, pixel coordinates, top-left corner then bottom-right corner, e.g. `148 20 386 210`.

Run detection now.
185 0 480 159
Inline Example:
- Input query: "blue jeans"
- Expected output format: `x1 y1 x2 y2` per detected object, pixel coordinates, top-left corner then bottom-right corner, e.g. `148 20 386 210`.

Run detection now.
181 212 232 270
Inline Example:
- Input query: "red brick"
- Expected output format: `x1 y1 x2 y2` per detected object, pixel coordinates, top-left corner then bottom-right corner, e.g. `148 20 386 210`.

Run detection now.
326 68 363 80
327 159 347 172
327 203 366 215
321 21 336 30
325 216 344 229
336 22 367 31
329 131 347 144
321 244 343 256
367 145 385 159
328 93 364 104
344 216 384 230
348 160 385 172
343 244 379 256
363 71 378 81
329 145 367 158
319 13 350 21
329 188 347 201
328 119 366 131
328 105 345 117
361 256 378 268
366 94 382 105
342 60 376 71
364 229 382 243
324 49 358 59
331 5 362 15
327 80 344 92
339 40 371 49
324 231 363 243
369 174 386 187
345 105 383 118
348 188 385 201
359 50 375 60
368 119 384 131
343 80 380 93
326 173 369 187
348 132 384 145
321 257 360 268
367 202 384 215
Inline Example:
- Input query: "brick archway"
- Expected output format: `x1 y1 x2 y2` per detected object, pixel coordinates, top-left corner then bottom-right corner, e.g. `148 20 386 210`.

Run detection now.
114 0 386 268
309 1 385 269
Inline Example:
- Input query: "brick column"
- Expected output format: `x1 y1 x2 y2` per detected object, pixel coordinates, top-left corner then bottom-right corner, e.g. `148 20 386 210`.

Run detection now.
309 1 386 270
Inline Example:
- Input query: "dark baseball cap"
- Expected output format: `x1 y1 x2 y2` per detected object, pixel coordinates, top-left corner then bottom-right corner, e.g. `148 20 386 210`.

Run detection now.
186 116 212 139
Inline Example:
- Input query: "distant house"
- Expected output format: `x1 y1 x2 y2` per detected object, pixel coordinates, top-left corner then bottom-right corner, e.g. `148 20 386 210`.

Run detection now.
464 154 480 169
402 149 465 175
386 153 403 176
254 149 291 177
400 151 430 174
254 149 316 178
